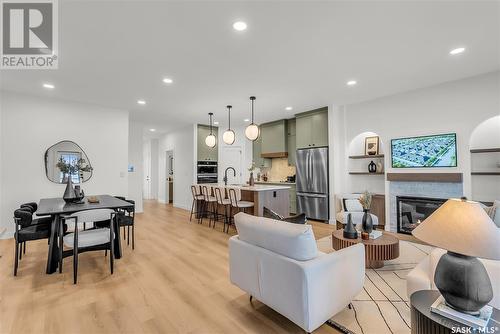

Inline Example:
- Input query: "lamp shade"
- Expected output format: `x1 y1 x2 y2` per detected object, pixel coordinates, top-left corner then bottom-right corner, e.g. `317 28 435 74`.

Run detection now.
223 129 235 145
245 123 260 141
412 198 500 260
205 134 216 148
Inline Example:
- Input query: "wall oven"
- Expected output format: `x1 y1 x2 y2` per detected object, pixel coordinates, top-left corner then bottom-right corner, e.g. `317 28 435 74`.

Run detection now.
197 161 218 184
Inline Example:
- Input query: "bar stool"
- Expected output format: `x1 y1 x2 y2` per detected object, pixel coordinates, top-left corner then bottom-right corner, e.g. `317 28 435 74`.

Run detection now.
201 185 218 227
190 185 204 222
214 187 231 231
227 188 254 233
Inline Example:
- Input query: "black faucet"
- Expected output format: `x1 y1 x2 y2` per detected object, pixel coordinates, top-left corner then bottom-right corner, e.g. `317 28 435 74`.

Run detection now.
223 167 236 186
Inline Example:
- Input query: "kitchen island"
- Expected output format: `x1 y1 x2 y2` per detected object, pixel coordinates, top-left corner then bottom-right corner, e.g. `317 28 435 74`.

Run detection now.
197 184 290 217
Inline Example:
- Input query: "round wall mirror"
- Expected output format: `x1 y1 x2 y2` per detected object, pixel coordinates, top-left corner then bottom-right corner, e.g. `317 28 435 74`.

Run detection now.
44 140 93 184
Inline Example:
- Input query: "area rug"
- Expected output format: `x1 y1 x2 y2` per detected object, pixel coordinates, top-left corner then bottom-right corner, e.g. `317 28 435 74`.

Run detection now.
316 236 433 334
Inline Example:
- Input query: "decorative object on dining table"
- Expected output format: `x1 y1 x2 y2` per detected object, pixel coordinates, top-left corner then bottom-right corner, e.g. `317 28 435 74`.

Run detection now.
358 191 373 234
343 213 358 239
368 160 377 173
57 156 93 203
364 136 380 155
412 197 500 315
248 162 256 186
87 196 100 204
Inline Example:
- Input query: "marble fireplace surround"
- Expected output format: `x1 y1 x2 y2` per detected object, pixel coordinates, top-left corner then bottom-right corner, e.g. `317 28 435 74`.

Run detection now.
387 173 464 233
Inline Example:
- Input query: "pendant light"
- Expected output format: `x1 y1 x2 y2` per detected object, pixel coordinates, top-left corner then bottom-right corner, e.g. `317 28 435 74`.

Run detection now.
205 112 217 148
245 96 259 141
222 105 235 145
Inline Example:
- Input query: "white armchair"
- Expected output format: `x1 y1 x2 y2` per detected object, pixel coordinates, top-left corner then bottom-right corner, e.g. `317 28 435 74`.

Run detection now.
229 213 365 333
335 194 379 228
406 247 500 308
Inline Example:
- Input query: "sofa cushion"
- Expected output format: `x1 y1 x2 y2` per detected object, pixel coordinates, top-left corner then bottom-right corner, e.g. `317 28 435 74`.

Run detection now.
234 212 318 261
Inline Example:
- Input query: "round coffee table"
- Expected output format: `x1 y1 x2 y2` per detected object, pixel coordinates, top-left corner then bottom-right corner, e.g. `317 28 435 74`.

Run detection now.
332 229 399 268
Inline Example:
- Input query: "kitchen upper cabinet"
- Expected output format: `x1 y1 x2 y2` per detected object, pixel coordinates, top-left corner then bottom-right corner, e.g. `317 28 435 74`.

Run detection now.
287 118 296 166
295 108 328 149
253 135 271 168
261 120 287 158
197 125 218 161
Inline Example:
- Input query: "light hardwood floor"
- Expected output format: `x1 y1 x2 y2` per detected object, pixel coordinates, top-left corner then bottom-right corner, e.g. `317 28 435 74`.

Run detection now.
0 201 342 334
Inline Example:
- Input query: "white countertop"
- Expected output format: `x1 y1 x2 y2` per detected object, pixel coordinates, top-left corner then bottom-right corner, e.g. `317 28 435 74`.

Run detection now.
255 181 296 185
196 183 291 192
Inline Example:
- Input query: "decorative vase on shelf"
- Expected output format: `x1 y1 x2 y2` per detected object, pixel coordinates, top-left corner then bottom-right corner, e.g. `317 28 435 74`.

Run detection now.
249 172 255 186
362 209 373 234
63 174 77 203
368 160 377 173
376 160 383 173
343 213 358 239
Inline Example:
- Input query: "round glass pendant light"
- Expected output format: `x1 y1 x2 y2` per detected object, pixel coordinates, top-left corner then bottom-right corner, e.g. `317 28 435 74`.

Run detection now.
223 105 235 145
245 96 260 141
205 112 217 148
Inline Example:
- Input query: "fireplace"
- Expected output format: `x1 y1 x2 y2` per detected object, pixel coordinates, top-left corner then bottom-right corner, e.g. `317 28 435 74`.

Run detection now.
396 196 447 234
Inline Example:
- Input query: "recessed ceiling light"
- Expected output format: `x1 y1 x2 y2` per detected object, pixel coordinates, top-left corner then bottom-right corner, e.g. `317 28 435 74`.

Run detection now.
43 83 55 89
214 121 219 125
137 99 146 105
244 118 250 122
162 77 173 84
285 106 293 111
149 128 156 132
233 21 247 31
347 80 357 86
449 47 465 55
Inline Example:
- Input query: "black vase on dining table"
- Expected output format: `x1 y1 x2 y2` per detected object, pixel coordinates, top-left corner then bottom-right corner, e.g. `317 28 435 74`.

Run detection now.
63 174 76 203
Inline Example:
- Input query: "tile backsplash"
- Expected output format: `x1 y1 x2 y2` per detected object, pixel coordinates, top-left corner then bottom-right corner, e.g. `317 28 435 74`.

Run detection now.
259 158 296 181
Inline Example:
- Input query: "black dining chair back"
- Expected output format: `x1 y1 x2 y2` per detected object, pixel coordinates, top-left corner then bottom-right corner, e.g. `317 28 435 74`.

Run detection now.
12 208 51 276
114 196 136 249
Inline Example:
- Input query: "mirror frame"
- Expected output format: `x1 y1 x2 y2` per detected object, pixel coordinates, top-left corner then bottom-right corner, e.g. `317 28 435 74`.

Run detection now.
44 140 93 184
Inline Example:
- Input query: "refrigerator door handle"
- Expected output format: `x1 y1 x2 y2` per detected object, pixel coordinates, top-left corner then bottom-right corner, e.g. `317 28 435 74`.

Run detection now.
297 192 327 198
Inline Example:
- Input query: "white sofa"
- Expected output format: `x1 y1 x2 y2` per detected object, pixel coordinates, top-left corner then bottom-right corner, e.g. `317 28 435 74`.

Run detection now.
229 212 365 333
406 247 500 308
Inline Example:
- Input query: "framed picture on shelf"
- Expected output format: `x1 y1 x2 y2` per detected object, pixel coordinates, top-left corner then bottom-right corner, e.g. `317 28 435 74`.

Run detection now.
365 136 380 155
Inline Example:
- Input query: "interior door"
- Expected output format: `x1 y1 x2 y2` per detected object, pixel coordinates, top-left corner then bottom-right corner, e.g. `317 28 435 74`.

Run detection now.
143 142 151 199
220 147 242 185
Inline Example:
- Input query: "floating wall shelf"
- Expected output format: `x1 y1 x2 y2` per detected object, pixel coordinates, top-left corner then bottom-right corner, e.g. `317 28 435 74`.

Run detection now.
470 148 500 153
471 172 500 176
348 154 385 159
348 172 385 175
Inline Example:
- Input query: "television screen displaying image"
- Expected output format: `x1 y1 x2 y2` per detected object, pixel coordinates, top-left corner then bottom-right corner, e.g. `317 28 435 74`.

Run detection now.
391 133 457 168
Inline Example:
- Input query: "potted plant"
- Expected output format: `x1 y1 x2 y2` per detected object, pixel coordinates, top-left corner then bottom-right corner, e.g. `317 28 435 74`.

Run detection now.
358 191 373 235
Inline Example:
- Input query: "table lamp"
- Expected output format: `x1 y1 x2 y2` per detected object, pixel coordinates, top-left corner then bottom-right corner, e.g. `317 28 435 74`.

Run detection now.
412 197 500 314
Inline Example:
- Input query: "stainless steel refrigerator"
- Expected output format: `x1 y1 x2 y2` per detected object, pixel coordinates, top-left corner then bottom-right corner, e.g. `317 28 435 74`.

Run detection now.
296 147 329 221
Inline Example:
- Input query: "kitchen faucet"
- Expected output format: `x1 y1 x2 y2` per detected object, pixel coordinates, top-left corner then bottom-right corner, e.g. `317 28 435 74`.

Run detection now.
223 167 236 186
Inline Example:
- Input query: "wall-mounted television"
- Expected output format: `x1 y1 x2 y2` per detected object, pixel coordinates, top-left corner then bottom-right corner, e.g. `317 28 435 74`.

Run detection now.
391 133 457 168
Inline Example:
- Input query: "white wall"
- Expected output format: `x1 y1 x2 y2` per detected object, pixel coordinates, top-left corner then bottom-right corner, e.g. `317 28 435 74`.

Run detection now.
0 92 129 238
158 124 196 210
330 71 500 225
128 121 144 212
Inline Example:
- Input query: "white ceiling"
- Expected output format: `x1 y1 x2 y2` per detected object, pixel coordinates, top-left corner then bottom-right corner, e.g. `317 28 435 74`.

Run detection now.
1 1 499 136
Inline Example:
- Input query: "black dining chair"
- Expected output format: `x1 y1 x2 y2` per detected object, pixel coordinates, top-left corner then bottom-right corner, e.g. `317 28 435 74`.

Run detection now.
114 196 136 249
59 209 116 284
13 208 52 276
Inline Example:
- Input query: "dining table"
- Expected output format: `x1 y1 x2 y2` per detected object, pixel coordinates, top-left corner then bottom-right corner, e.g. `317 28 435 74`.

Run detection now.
37 195 133 274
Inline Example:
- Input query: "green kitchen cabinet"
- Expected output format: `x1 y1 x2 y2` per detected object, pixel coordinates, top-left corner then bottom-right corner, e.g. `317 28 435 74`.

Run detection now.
295 108 328 149
252 136 271 168
197 125 218 161
287 118 296 166
261 120 287 157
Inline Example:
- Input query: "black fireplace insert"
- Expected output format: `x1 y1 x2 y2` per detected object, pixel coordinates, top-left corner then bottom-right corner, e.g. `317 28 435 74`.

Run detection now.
396 196 447 235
